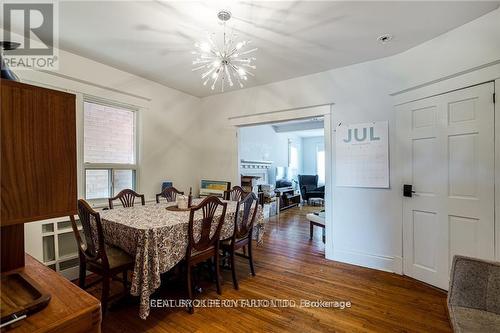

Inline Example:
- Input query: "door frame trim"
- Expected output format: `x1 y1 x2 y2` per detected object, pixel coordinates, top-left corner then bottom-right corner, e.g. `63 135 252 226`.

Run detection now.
230 104 335 260
393 63 500 106
496 79 500 261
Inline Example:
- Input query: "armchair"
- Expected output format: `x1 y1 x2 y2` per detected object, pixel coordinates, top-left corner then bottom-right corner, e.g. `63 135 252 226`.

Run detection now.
447 255 500 332
298 175 325 203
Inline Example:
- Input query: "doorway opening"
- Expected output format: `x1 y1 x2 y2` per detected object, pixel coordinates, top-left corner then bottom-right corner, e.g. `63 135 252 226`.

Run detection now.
237 116 329 251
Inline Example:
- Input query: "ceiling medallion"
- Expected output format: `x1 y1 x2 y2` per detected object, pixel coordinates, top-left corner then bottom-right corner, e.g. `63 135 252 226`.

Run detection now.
192 10 257 92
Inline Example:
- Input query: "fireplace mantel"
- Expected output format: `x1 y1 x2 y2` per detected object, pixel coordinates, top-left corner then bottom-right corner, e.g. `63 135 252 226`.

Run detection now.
240 159 273 168
240 160 273 186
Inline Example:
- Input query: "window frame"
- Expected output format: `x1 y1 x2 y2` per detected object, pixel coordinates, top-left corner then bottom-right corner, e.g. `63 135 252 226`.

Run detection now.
316 144 325 185
82 96 139 204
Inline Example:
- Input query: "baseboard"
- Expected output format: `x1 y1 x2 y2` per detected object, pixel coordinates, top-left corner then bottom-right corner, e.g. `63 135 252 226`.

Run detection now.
331 248 402 274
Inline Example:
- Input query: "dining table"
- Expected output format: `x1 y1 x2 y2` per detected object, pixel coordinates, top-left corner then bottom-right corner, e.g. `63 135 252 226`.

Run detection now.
99 198 265 319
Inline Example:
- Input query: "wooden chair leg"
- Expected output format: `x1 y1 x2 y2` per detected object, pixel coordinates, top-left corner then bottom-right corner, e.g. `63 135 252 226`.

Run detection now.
230 248 238 290
78 260 86 289
122 270 128 296
214 252 222 295
310 222 314 240
101 276 110 316
248 241 256 277
186 264 194 314
206 258 214 282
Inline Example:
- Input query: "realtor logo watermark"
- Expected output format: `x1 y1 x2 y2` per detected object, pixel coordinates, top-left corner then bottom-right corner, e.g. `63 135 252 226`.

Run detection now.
2 1 59 70
150 298 353 310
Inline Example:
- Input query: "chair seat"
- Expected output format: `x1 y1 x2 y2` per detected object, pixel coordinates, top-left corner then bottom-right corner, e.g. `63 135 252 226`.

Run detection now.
189 246 217 261
220 237 249 248
220 238 231 246
98 245 134 270
449 306 500 333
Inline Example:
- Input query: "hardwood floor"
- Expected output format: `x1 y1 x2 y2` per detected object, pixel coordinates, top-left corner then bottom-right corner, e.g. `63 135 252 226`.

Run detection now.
94 206 452 333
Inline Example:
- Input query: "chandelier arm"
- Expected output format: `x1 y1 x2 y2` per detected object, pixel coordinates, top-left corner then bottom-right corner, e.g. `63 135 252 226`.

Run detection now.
224 64 234 87
235 74 244 88
193 58 213 64
211 65 222 90
229 64 245 87
239 48 258 56
201 66 217 79
223 21 227 54
231 59 252 63
192 63 213 71
207 33 217 49
226 48 239 58
242 64 256 70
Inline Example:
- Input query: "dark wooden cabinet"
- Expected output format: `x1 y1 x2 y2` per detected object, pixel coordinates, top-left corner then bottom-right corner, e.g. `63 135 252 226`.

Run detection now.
1 79 77 226
275 188 300 211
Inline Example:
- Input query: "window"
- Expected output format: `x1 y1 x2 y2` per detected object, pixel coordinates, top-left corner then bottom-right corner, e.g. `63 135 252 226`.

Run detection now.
316 146 325 185
288 139 300 181
289 146 298 170
83 100 137 200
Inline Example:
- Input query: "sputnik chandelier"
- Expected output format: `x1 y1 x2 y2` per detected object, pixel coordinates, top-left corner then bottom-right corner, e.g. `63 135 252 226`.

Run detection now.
192 10 257 92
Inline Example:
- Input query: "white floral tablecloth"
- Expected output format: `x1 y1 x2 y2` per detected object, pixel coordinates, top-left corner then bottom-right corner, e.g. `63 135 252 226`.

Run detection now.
99 199 264 319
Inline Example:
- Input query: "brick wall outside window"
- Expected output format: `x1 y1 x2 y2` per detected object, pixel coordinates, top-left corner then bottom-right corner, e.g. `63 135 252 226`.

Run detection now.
84 102 135 164
84 101 137 200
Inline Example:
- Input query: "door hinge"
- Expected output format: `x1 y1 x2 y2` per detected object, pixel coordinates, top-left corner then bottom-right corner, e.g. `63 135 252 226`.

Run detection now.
494 93 496 104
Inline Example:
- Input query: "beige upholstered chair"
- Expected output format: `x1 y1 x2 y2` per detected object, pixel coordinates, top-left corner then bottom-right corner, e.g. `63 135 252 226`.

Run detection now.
447 255 500 333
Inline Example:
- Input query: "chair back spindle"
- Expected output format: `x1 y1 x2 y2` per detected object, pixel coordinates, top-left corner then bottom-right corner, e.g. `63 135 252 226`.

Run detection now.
108 189 145 209
155 187 184 203
225 186 246 201
70 199 108 267
234 192 259 240
187 196 227 254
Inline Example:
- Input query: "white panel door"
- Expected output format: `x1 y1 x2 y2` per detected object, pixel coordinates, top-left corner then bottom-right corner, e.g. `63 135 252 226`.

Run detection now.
397 82 495 289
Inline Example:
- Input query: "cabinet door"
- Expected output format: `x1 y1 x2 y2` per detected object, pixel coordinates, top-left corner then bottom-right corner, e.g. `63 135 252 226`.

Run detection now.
1 80 77 225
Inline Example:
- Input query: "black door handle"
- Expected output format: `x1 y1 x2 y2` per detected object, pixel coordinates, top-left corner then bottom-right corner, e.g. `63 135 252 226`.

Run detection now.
403 184 415 197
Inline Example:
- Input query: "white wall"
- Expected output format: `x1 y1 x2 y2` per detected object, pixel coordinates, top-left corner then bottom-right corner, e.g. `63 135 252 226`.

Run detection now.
239 124 303 171
6 33 202 202
302 136 325 176
240 125 286 167
197 8 500 272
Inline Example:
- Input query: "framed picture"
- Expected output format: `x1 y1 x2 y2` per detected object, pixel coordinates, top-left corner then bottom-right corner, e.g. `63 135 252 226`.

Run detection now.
199 180 231 197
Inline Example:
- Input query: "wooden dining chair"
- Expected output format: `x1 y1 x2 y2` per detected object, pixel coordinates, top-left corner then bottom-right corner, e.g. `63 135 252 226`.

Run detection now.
224 185 246 201
155 186 184 203
221 192 258 290
108 189 145 209
185 196 227 314
70 199 134 315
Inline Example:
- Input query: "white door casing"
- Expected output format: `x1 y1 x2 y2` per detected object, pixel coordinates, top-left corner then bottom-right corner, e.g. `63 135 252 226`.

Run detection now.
397 82 495 289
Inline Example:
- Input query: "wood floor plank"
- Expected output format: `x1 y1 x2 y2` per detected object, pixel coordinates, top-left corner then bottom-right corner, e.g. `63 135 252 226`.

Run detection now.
89 206 451 332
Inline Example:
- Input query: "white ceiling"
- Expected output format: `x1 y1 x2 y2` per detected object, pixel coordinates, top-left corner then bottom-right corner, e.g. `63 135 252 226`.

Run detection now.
270 117 324 137
291 128 325 138
14 1 500 97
